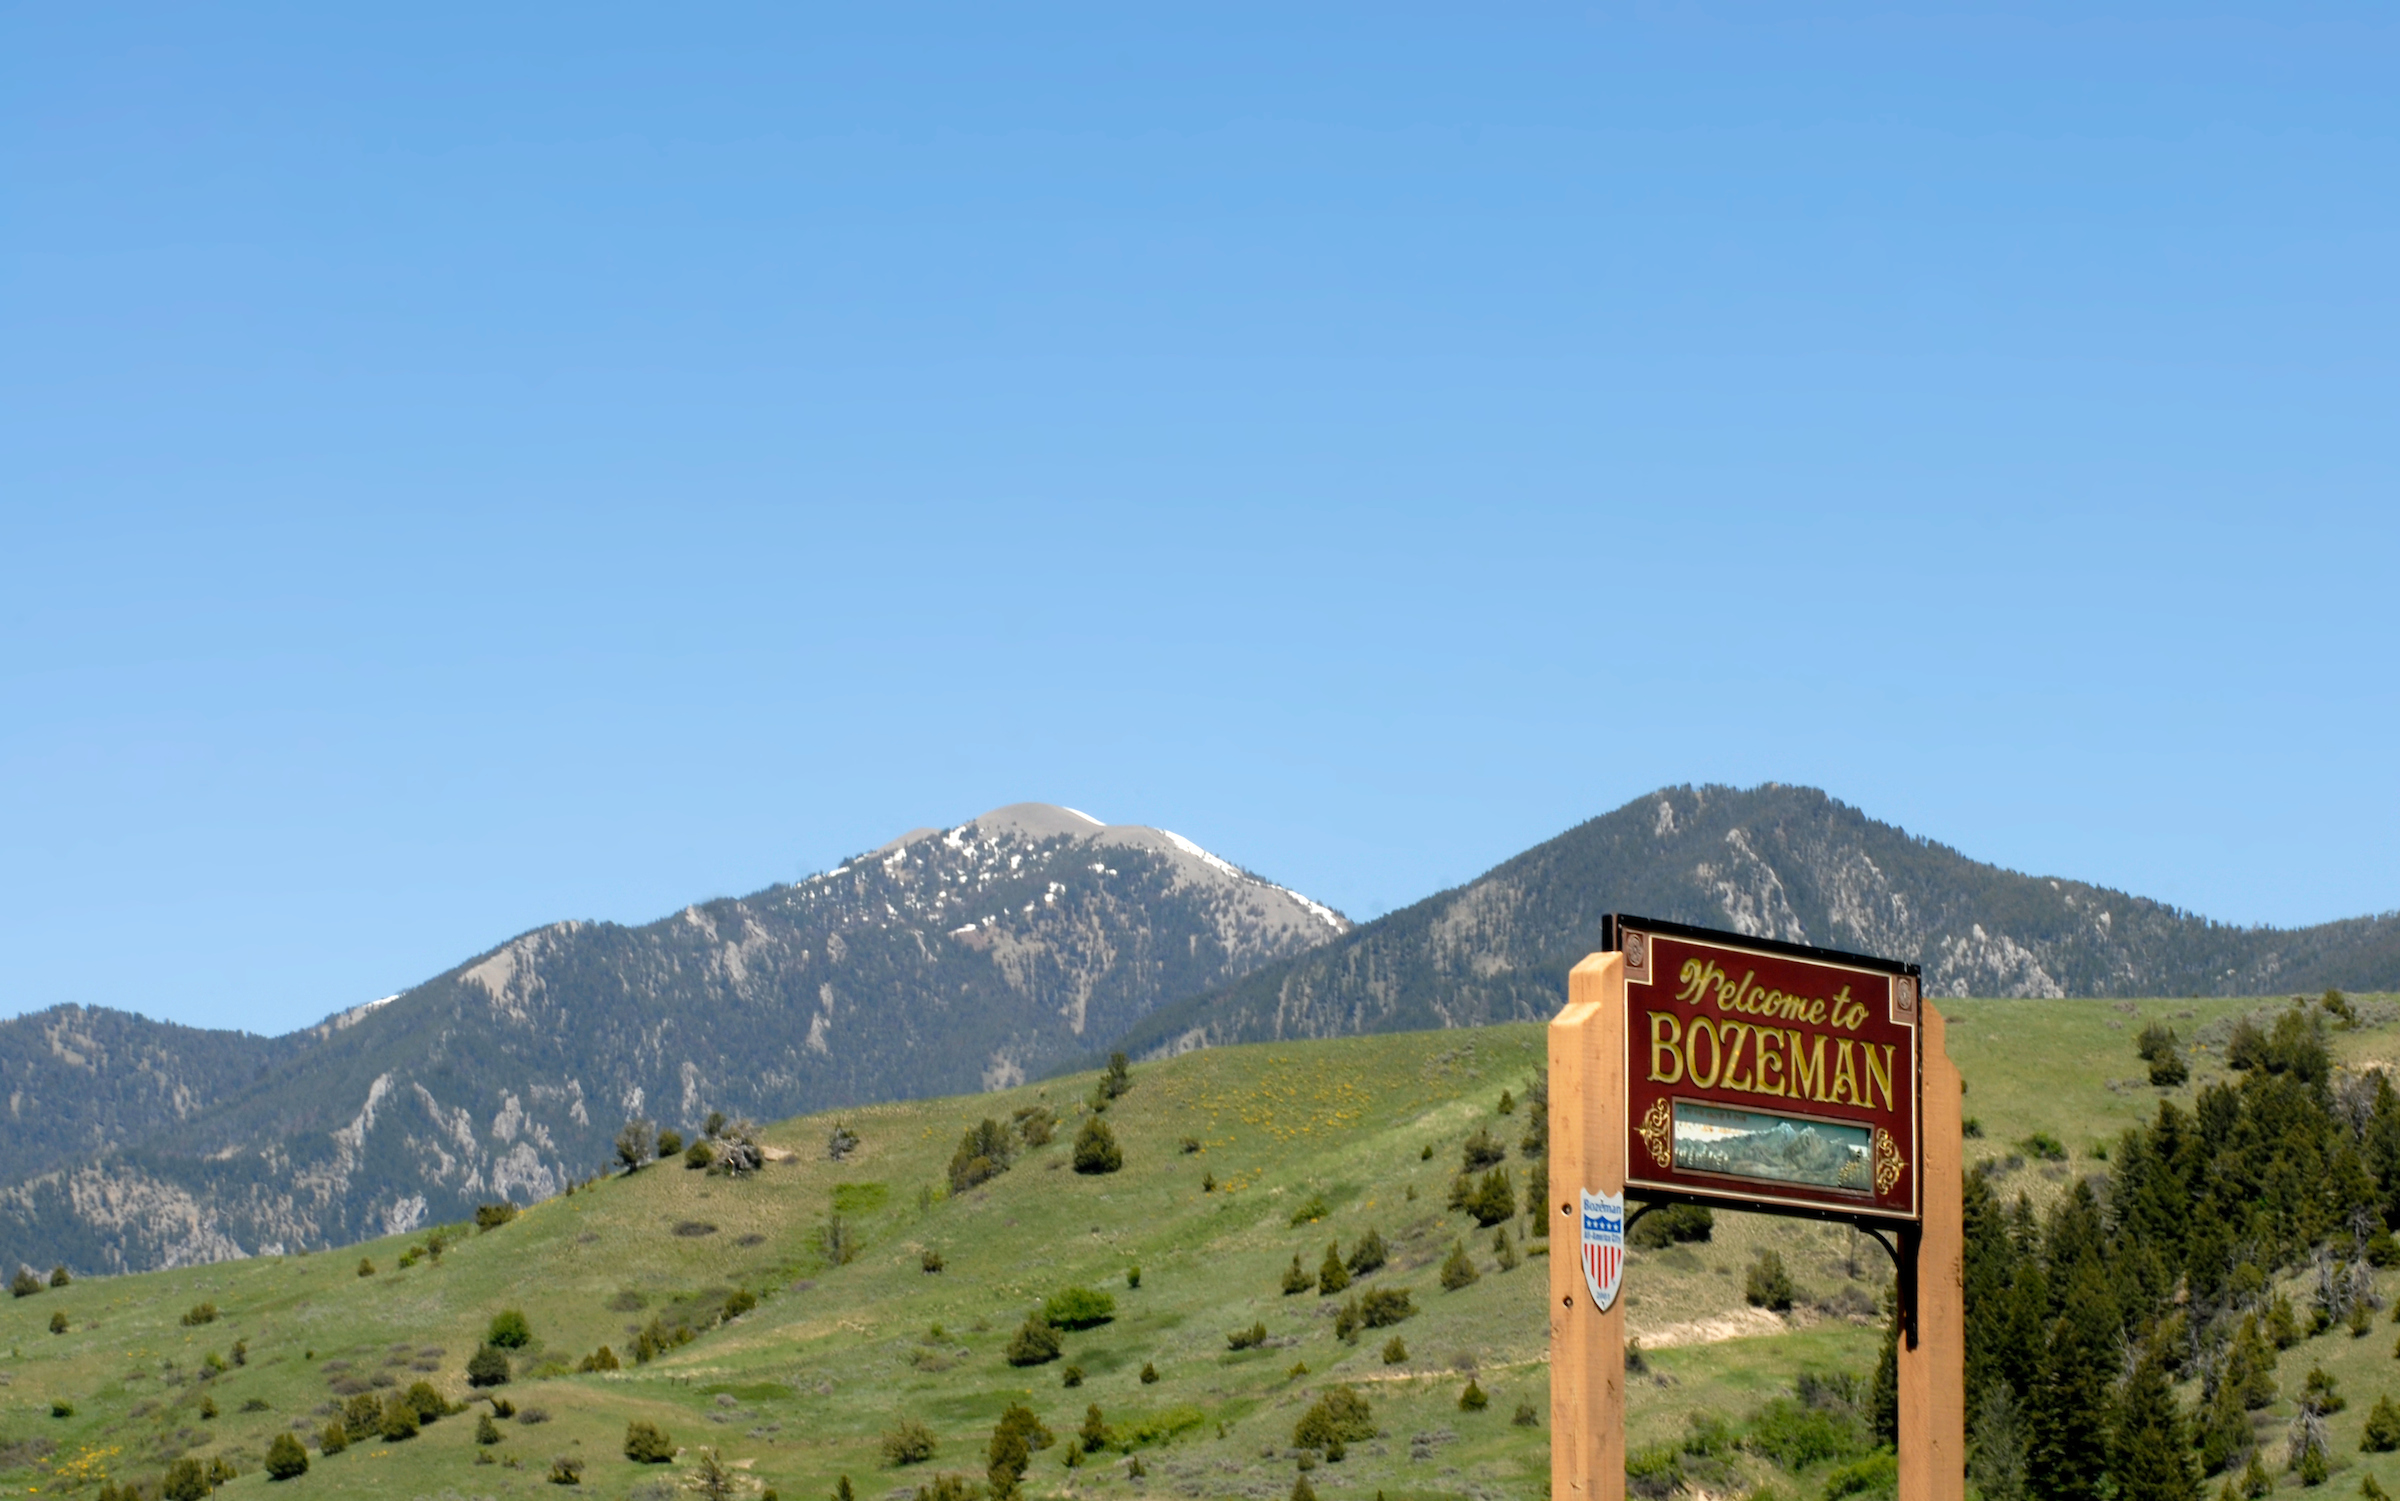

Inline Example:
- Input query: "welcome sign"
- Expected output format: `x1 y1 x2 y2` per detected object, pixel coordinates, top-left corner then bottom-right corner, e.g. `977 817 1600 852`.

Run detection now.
1607 914 1922 1223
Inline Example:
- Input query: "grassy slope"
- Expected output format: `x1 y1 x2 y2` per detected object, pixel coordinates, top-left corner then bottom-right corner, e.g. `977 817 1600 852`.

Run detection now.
3 996 2396 1500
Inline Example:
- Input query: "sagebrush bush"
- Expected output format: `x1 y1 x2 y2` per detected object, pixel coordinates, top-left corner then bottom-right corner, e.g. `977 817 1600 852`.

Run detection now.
1292 1387 1375 1449
1005 1316 1062 1367
883 1418 937 1466
625 1419 675 1463
1043 1287 1116 1330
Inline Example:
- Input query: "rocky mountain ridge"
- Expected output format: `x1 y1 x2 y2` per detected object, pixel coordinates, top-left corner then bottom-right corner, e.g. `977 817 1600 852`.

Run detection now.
1116 783 2400 1057
0 804 1343 1274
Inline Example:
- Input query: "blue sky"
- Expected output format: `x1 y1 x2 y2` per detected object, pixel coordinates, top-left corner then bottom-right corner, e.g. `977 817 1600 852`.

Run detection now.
5 4 2394 1035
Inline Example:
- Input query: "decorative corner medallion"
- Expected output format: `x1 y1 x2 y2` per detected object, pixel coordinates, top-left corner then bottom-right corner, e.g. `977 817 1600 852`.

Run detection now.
1637 1097 1674 1169
1622 929 1653 986
1872 1128 1907 1195
1890 974 1918 1023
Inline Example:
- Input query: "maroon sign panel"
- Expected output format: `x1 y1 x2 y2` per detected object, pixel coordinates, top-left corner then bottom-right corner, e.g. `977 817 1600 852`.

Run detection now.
1613 916 1921 1223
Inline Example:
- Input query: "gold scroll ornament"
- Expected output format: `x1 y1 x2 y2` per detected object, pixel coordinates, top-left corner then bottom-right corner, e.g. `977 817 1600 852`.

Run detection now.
1637 1098 1673 1169
1873 1127 1907 1195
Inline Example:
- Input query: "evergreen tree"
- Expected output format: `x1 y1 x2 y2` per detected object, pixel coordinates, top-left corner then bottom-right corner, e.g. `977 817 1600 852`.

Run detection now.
1318 1243 1350 1296
2111 1342 2197 1501
1073 1116 1123 1175
264 1432 310 1480
2028 1261 2116 1501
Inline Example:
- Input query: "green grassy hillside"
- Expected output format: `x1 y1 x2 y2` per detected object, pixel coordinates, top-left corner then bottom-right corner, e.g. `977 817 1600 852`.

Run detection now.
4 996 2396 1500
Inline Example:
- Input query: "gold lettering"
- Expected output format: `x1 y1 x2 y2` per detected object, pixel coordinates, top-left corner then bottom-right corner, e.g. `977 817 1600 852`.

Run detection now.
1687 1018 1721 1089
1831 1039 1859 1105
1731 972 1759 1014
1864 1043 1895 1112
1790 1033 1828 1101
1649 1012 1686 1085
1807 999 1827 1025
1754 1027 1786 1096
1719 1023 1753 1091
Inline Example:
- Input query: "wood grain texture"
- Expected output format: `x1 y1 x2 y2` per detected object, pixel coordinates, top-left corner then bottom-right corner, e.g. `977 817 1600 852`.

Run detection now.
1549 951 1626 1501
1898 1000 1966 1500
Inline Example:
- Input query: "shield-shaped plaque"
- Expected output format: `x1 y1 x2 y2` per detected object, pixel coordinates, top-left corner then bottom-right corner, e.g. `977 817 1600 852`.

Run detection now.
1580 1188 1625 1312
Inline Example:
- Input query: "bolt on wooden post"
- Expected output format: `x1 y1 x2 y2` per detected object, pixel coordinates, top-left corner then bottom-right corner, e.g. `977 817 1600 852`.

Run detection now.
1548 917 1963 1501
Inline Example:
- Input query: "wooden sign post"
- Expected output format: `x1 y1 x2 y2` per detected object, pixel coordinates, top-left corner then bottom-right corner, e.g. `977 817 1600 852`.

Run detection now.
1549 917 1962 1501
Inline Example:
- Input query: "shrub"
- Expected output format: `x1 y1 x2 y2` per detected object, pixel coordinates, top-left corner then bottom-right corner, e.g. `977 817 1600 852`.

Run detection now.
578 1346 621 1372
1179 1135 1201 1154
1514 1402 1539 1427
950 1119 1016 1192
914 1476 980 1501
489 1309 532 1348
626 1419 676 1462
2019 1131 2067 1163
199 1394 219 1419
1382 1336 1408 1365
922 1248 946 1273
1079 1404 1110 1454
1441 1241 1480 1291
1292 1478 1317 1501
1462 1128 1508 1171
343 1392 385 1439
477 1411 503 1445
475 1202 520 1230
724 1288 758 1321
1282 1255 1313 1295
1139 1362 1159 1384
884 1418 938 1466
10 1267 42 1298
686 1140 715 1169
1333 1296 1360 1342
1073 1117 1123 1175
405 1379 446 1422
357 1257 375 1277
1006 1316 1062 1367
468 1344 512 1386
1289 1193 1332 1226
1103 1052 1133 1099
1823 1451 1898 1499
617 1117 656 1170
1044 1287 1117 1330
656 1128 684 1159
181 1301 219 1326
381 1394 421 1441
265 1431 310 1480
704 1109 728 1138
549 1455 584 1485
987 1402 1053 1493
1062 1366 1084 1388
1629 1203 1714 1250
1318 1244 1351 1296
320 1419 349 1454
48 1265 69 1287
2148 1048 2190 1087
1228 1322 1270 1351
2135 1021 2180 1062
1745 1251 1796 1312
1014 1105 1057 1148
49 1310 67 1334
162 1458 209 1501
52 1400 75 1417
1293 1387 1376 1449
1494 1226 1520 1271
1361 1286 1415 1327
1459 1379 1488 1411
1127 1265 1141 1289
1468 1168 1516 1227
1743 1396 1866 1470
